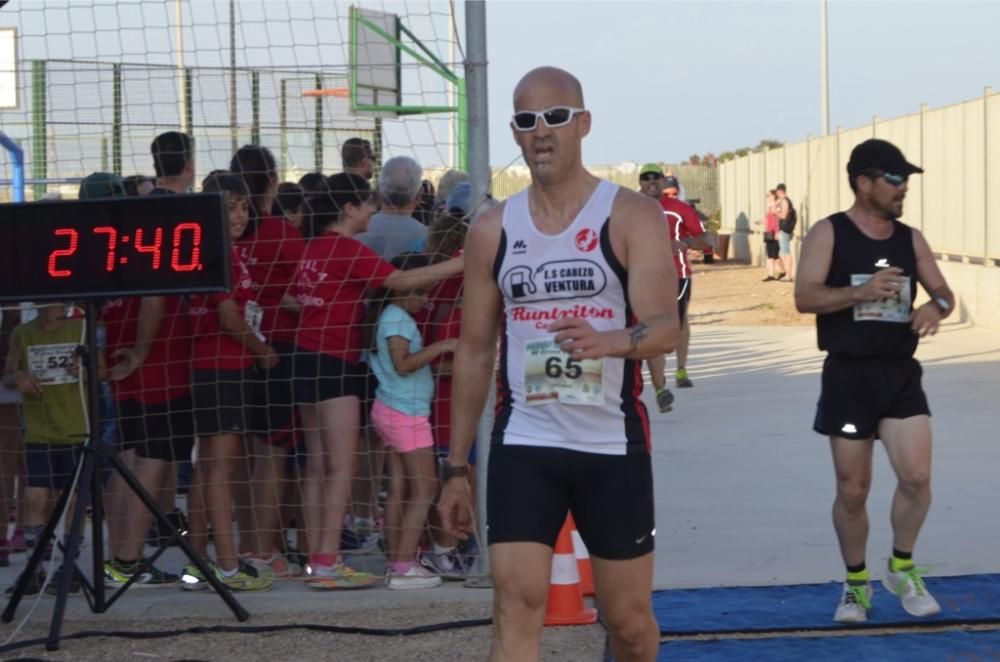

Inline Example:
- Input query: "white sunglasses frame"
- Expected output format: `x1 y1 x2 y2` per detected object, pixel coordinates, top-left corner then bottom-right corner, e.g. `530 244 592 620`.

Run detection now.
510 106 587 132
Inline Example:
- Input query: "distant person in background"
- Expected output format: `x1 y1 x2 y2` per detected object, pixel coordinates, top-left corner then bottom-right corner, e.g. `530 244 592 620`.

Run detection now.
775 183 797 282
413 179 436 226
356 156 429 259
795 138 952 624
272 183 307 231
151 131 195 195
122 175 155 197
341 138 375 181
298 172 329 194
78 172 127 200
638 164 708 411
760 189 783 281
434 169 468 212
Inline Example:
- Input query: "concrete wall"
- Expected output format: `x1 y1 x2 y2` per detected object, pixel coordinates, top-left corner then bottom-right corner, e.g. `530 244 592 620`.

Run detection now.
719 87 1000 333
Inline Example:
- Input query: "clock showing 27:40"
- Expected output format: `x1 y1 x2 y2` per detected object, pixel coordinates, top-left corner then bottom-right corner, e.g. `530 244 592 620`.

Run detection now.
0 192 232 302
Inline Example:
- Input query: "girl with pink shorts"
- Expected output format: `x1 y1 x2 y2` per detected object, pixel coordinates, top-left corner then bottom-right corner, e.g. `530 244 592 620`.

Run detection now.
370 253 457 590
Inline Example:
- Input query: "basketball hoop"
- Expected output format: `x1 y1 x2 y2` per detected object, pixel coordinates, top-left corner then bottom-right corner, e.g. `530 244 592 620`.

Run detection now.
301 88 350 98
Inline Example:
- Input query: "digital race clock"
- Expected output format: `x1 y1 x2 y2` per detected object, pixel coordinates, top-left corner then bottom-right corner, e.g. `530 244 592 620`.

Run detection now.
0 193 231 302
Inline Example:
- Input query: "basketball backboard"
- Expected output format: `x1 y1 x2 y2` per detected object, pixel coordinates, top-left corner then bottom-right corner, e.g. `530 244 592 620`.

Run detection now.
350 6 400 119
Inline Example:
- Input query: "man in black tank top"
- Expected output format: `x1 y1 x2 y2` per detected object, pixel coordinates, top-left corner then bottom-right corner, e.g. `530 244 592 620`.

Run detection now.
795 139 955 625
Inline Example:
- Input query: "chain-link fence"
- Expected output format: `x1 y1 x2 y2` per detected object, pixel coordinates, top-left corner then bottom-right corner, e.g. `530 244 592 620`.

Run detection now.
0 59 378 201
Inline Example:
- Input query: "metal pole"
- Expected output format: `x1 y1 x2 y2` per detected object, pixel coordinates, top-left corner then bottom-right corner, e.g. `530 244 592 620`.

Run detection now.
230 0 237 152
820 0 830 136
463 0 491 586
985 87 992 264
279 79 287 181
464 1 489 202
0 132 25 202
250 70 260 145
175 0 187 134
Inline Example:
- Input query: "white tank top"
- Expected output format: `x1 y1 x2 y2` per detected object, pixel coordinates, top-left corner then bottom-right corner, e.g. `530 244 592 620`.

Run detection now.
492 180 649 456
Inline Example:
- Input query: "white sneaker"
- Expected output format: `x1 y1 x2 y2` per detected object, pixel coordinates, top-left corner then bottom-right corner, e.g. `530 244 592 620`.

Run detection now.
834 582 873 623
386 564 443 590
882 565 941 617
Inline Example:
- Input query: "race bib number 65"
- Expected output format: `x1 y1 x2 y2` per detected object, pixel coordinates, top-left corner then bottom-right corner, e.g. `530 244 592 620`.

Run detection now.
523 338 604 406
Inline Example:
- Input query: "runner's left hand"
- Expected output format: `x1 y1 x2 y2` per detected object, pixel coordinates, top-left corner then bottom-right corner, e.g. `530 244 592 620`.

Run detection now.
910 302 941 337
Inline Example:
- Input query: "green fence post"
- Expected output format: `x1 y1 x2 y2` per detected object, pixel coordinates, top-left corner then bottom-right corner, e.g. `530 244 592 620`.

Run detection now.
112 63 122 175
314 74 323 172
251 70 260 145
457 77 468 173
31 60 46 200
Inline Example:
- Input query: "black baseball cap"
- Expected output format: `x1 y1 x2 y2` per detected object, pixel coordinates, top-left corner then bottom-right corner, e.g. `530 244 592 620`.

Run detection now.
847 139 923 177
663 176 680 191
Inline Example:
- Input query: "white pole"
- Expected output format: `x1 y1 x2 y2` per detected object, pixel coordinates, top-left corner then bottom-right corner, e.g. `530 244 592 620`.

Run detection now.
820 0 830 136
175 0 187 134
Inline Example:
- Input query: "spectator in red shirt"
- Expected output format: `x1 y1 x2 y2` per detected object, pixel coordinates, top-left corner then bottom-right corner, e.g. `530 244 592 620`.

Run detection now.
291 173 463 590
185 172 277 592
230 146 306 573
638 165 711 411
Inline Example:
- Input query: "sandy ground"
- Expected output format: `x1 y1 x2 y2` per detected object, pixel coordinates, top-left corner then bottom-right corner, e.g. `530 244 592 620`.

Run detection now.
687 261 809 327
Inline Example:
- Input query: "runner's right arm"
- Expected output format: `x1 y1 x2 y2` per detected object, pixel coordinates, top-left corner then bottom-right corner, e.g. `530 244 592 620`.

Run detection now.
439 206 503 538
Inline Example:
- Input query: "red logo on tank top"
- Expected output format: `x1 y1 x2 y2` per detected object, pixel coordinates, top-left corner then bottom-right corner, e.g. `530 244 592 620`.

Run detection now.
575 228 598 253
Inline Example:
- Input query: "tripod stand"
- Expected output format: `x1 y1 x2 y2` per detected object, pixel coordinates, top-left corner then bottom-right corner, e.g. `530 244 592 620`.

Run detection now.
2 300 248 651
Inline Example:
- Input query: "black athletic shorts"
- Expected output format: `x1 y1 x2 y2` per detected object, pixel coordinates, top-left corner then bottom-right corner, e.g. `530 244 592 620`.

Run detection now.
26 443 82 490
118 395 195 462
487 444 655 560
813 355 930 440
765 239 780 260
293 348 364 403
192 368 256 437
253 341 297 448
677 278 692 324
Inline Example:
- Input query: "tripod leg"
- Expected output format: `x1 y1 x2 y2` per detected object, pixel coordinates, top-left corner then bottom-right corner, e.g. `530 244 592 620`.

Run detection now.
106 452 249 621
1 451 77 622
46 449 95 651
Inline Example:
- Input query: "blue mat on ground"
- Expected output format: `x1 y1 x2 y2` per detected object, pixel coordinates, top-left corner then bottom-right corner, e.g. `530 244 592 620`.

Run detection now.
653 573 1000 634
658 629 1000 661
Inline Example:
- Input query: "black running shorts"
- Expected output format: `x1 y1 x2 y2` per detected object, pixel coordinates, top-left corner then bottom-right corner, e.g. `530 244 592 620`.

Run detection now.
487 444 655 560
677 278 692 324
192 368 256 437
813 355 930 440
118 395 195 462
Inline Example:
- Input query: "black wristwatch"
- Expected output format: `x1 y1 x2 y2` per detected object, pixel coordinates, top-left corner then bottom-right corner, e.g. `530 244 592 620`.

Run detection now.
441 463 469 481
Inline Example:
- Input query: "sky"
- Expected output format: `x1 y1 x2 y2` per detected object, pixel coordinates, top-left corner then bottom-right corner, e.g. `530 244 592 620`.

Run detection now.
1 0 999 170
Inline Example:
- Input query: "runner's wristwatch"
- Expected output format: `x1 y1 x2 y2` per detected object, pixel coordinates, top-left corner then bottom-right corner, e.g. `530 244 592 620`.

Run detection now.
442 463 469 481
933 296 951 315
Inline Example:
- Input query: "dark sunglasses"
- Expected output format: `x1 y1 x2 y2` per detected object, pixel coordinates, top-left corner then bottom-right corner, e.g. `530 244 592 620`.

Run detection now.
862 170 907 186
511 106 586 132
639 173 663 182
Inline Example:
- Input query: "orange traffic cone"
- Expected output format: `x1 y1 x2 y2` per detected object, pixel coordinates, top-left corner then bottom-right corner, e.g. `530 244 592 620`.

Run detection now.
567 515 595 597
544 517 598 626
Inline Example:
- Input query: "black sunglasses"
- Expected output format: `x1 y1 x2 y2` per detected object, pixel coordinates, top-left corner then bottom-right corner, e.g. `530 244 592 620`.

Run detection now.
861 170 907 186
511 106 586 132
639 173 663 182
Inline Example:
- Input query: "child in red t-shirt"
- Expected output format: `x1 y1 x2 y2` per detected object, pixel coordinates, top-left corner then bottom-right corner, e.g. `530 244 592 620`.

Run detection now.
183 172 277 592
